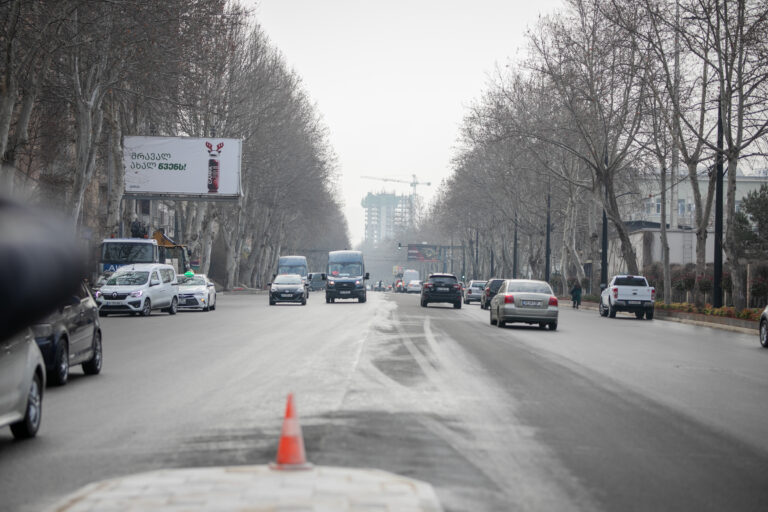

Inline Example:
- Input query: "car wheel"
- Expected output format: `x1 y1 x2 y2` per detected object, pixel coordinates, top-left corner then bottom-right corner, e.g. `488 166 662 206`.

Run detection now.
599 302 607 317
421 299 428 307
82 330 103 375
497 309 505 328
168 296 178 315
98 310 108 317
10 372 42 440
142 298 152 316
761 319 768 348
301 297 307 305
646 309 654 320
490 308 497 325
538 322 547 329
549 322 558 331
608 303 616 318
269 298 275 306
50 340 69 386
635 311 644 319
204 295 211 311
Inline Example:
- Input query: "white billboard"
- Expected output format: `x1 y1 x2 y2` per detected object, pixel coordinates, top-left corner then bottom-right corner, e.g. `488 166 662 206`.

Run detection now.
123 136 242 198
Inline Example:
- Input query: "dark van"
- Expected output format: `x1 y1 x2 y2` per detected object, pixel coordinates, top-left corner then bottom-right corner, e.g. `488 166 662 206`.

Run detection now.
325 250 369 303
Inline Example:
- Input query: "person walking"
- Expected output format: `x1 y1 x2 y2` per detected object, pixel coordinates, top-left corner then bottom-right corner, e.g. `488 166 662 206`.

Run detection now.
569 281 582 309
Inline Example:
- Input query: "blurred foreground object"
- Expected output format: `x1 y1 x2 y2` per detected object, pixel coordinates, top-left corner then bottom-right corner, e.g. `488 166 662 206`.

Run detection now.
0 198 85 341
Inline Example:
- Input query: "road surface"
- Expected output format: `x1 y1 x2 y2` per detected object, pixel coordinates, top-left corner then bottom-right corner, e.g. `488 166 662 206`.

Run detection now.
1 292 767 511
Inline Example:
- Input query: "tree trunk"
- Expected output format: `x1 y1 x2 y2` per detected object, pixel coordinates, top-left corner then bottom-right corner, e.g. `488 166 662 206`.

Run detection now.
724 155 744 310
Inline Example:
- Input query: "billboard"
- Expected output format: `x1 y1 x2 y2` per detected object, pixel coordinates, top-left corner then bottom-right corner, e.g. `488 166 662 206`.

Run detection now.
123 136 242 199
408 244 439 262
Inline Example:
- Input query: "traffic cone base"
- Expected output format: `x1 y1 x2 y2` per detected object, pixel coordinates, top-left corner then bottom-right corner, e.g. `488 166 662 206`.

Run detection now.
270 393 313 471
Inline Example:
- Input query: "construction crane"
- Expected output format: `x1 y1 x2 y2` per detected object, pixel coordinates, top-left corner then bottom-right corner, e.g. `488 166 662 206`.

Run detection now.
360 174 431 194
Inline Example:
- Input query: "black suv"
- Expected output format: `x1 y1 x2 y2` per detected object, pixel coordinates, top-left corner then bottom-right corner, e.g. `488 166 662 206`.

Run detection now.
31 281 103 386
421 273 462 309
481 278 505 310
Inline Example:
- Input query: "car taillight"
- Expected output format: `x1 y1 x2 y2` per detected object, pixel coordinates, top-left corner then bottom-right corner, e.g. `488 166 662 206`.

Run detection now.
612 287 618 299
504 294 514 304
549 296 558 306
424 283 432 289
485 289 490 295
651 287 656 301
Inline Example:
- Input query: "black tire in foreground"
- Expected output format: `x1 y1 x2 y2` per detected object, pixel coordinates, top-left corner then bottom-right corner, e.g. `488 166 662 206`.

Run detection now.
142 299 152 317
761 319 768 348
50 340 69 386
166 297 178 315
10 372 42 440
82 330 102 375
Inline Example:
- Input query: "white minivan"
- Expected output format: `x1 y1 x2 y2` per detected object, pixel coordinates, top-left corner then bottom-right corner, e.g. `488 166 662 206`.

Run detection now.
95 263 179 317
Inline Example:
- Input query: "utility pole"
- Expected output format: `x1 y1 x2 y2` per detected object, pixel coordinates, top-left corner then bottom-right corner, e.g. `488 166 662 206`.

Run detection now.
713 98 724 308
474 230 479 279
601 153 609 291
513 210 519 278
545 182 551 282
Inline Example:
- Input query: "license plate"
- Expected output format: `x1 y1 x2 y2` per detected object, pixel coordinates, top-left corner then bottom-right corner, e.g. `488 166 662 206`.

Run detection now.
522 300 540 306
340 290 351 294
438 287 449 292
106 301 122 306
281 294 292 297
185 299 197 305
629 300 641 305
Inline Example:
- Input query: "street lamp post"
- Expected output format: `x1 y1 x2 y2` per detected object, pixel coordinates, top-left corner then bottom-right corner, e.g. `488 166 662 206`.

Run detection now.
545 182 551 282
713 99 724 308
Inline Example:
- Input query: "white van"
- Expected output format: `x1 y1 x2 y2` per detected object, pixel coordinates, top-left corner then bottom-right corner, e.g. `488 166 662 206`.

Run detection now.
95 263 179 317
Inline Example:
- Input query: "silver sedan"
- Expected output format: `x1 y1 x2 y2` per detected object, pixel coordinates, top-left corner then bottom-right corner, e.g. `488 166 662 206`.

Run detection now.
489 279 559 330
177 274 217 311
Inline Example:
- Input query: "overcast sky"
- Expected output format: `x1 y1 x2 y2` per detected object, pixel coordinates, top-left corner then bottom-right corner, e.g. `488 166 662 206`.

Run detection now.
250 0 563 246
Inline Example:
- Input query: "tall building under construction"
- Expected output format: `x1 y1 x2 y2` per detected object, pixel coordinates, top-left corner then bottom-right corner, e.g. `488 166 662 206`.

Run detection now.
361 192 411 245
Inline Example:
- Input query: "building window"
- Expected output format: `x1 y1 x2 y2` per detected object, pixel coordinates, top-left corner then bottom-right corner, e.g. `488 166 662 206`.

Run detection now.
678 199 685 216
655 199 661 214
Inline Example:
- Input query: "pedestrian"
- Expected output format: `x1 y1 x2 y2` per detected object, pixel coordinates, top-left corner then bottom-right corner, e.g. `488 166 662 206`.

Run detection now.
569 281 582 309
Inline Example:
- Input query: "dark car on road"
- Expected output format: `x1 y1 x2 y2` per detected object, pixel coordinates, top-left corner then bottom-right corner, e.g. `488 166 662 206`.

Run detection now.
481 278 505 310
421 273 462 309
269 274 307 305
31 281 103 386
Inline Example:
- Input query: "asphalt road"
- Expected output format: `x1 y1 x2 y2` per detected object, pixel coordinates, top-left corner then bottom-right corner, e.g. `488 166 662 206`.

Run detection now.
1 292 767 511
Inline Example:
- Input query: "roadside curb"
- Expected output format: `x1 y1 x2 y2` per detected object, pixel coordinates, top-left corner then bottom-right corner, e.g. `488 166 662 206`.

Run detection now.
45 465 444 512
575 301 758 335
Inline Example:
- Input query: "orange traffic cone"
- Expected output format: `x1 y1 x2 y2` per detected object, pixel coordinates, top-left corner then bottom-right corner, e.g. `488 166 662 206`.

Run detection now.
270 393 313 470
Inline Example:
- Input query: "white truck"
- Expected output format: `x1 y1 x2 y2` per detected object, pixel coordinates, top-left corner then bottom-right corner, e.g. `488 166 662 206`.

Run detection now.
599 275 656 320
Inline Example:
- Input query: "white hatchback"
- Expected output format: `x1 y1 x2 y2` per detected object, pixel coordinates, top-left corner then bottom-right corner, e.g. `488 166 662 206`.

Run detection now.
96 263 179 317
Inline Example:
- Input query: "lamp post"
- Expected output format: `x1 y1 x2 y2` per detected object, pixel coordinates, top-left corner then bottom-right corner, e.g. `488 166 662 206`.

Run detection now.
545 181 551 282
513 210 519 279
713 98 724 308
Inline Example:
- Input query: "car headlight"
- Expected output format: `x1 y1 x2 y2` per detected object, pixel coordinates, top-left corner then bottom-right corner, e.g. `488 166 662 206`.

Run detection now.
130 290 143 297
94 290 102 298
31 324 53 338
328 280 335 286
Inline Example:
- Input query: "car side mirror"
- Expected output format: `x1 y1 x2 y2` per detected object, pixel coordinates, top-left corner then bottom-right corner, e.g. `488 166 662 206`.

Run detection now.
150 279 160 286
364 272 370 280
267 282 271 287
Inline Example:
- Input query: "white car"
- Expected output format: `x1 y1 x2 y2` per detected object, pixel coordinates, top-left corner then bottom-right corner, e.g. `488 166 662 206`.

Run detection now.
96 263 179 317
406 280 423 293
178 274 217 311
0 328 46 439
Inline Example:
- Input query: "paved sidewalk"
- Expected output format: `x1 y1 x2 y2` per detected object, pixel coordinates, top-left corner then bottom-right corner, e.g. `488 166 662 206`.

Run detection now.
47 465 443 512
575 301 757 335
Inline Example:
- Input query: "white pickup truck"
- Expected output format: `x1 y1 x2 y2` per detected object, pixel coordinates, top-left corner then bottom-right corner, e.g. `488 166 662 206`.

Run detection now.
599 275 656 320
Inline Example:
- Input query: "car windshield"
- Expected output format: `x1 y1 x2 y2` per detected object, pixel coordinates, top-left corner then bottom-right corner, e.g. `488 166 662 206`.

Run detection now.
328 263 362 277
106 271 149 286
101 242 154 264
615 277 648 286
472 282 487 289
275 275 301 285
278 265 307 276
489 280 504 291
507 281 553 294
180 277 206 286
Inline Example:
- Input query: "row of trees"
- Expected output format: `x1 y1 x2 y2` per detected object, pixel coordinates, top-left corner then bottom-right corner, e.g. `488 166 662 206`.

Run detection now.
420 0 768 310
1 0 349 289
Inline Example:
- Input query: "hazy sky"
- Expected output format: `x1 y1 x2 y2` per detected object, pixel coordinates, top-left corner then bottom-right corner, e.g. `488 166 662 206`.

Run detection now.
251 0 562 245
